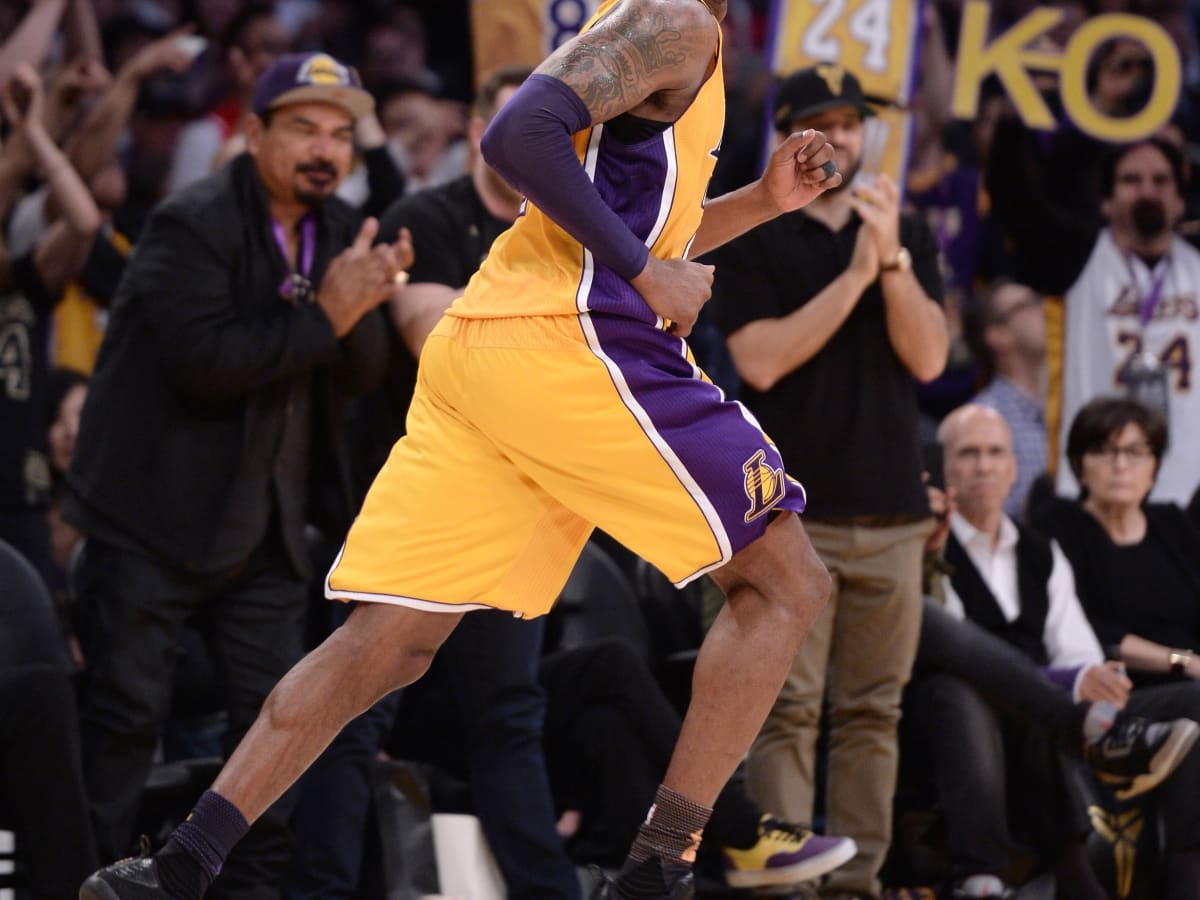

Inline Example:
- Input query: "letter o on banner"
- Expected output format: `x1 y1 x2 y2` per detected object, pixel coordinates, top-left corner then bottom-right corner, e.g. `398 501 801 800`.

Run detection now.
1061 13 1181 142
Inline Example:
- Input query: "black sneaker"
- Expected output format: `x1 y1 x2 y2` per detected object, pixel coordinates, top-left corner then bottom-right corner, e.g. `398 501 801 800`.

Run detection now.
80 850 170 900
587 860 695 900
79 837 207 900
1086 714 1200 800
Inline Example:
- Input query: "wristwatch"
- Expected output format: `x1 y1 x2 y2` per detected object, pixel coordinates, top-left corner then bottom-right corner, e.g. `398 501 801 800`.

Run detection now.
1168 648 1194 674
880 247 912 273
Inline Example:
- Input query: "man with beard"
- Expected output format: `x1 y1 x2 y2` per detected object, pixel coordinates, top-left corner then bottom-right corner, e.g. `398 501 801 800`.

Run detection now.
65 52 411 900
708 63 949 900
1053 138 1200 505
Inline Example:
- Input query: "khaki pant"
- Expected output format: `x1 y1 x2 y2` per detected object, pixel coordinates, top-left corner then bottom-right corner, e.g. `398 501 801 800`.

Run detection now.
746 517 934 898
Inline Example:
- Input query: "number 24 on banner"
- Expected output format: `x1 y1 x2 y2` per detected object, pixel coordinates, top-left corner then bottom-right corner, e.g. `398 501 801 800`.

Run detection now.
771 0 922 104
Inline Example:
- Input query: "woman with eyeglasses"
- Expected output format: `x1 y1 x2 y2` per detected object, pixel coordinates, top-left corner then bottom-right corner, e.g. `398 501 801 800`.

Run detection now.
1033 396 1200 689
1034 396 1200 897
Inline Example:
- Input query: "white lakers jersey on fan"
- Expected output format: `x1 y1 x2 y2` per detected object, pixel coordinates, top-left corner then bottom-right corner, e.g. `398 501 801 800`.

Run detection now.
1057 229 1200 504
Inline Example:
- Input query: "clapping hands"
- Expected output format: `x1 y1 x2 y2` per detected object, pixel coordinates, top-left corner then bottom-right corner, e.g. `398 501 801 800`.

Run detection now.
317 218 415 337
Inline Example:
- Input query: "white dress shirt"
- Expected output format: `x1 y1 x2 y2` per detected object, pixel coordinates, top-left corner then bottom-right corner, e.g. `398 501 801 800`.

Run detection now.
944 512 1105 697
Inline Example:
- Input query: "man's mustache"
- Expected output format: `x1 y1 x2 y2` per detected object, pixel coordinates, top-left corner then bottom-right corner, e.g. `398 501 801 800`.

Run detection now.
1131 197 1167 238
297 161 337 178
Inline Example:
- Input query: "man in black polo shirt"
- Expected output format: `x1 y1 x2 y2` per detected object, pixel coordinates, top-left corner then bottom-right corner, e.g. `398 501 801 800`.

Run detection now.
708 63 948 900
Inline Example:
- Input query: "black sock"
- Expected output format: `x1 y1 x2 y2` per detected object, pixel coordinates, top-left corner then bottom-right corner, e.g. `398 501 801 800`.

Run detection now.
154 838 214 900
169 791 249 881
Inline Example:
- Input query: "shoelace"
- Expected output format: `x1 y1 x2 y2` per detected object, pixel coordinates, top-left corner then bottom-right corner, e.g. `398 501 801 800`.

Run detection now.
764 819 814 847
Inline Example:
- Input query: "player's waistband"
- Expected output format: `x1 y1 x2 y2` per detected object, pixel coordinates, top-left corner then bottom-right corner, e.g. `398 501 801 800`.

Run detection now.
435 313 593 351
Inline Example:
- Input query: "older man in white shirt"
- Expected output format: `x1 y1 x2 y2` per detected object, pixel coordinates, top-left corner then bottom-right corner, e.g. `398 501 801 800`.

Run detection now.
906 404 1200 900
940 405 1116 706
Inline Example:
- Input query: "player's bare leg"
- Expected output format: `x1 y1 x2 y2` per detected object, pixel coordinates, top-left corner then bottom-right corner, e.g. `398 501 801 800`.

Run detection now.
80 603 463 900
614 512 830 898
671 512 829 799
210 602 462 819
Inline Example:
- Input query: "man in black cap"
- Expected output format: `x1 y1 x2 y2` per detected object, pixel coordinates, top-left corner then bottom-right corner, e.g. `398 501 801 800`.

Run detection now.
66 51 411 899
707 62 949 900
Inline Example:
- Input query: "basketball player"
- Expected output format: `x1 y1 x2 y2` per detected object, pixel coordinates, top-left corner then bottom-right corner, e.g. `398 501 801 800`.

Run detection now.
81 1 842 898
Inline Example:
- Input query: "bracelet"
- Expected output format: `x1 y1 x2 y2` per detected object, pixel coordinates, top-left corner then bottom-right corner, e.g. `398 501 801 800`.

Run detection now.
1168 648 1194 675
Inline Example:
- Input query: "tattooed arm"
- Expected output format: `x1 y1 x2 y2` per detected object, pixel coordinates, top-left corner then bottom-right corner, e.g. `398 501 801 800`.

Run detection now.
481 0 838 333
536 0 839 261
534 0 717 124
479 0 727 333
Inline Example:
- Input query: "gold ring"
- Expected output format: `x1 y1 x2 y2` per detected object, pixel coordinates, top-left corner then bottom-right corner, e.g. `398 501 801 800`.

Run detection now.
393 271 409 286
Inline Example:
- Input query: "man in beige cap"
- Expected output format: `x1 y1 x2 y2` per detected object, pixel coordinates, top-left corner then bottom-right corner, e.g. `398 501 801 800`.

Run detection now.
68 51 411 900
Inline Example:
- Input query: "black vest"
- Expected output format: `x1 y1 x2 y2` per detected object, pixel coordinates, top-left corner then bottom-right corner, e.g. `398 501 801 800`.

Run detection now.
945 525 1054 665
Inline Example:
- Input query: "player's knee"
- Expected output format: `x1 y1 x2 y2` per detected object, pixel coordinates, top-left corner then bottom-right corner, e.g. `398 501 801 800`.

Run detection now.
339 639 438 699
762 529 831 614
781 519 831 611
733 563 827 636
383 644 439 689
771 559 830 630
805 555 832 608
717 517 830 622
334 604 456 695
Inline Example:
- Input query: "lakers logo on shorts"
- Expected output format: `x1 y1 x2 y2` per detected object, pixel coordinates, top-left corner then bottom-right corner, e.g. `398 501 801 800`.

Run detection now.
742 449 786 523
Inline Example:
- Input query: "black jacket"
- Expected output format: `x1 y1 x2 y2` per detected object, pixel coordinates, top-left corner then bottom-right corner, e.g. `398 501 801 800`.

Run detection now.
65 154 387 575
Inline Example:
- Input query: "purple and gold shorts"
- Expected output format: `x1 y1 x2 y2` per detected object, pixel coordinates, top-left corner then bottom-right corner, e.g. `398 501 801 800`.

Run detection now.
327 312 805 617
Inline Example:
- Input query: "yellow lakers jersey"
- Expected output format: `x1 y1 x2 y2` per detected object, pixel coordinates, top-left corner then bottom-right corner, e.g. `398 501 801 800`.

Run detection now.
451 0 725 322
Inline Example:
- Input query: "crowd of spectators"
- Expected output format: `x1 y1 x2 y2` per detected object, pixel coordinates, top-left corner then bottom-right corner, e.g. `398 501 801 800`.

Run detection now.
3 1 1200 899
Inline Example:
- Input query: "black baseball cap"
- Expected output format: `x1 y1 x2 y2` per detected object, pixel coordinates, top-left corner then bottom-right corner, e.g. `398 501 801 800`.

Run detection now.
773 62 875 131
252 52 374 121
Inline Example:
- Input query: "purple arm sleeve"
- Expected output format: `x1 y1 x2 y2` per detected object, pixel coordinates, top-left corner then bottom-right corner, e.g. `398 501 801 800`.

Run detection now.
1041 665 1084 693
480 74 650 281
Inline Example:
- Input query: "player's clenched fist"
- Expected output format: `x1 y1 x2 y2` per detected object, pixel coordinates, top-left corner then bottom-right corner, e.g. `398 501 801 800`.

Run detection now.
631 256 715 338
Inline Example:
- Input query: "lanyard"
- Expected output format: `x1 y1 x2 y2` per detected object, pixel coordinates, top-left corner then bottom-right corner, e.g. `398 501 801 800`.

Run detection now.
1122 252 1171 329
1120 253 1172 418
273 214 316 302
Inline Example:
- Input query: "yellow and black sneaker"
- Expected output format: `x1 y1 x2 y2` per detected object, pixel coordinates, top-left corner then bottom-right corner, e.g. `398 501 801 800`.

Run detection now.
722 815 857 888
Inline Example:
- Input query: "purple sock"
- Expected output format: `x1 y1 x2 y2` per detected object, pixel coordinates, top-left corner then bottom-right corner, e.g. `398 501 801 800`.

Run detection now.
171 791 250 878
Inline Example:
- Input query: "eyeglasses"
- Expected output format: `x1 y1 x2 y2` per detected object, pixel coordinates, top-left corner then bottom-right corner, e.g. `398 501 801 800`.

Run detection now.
1084 443 1155 464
